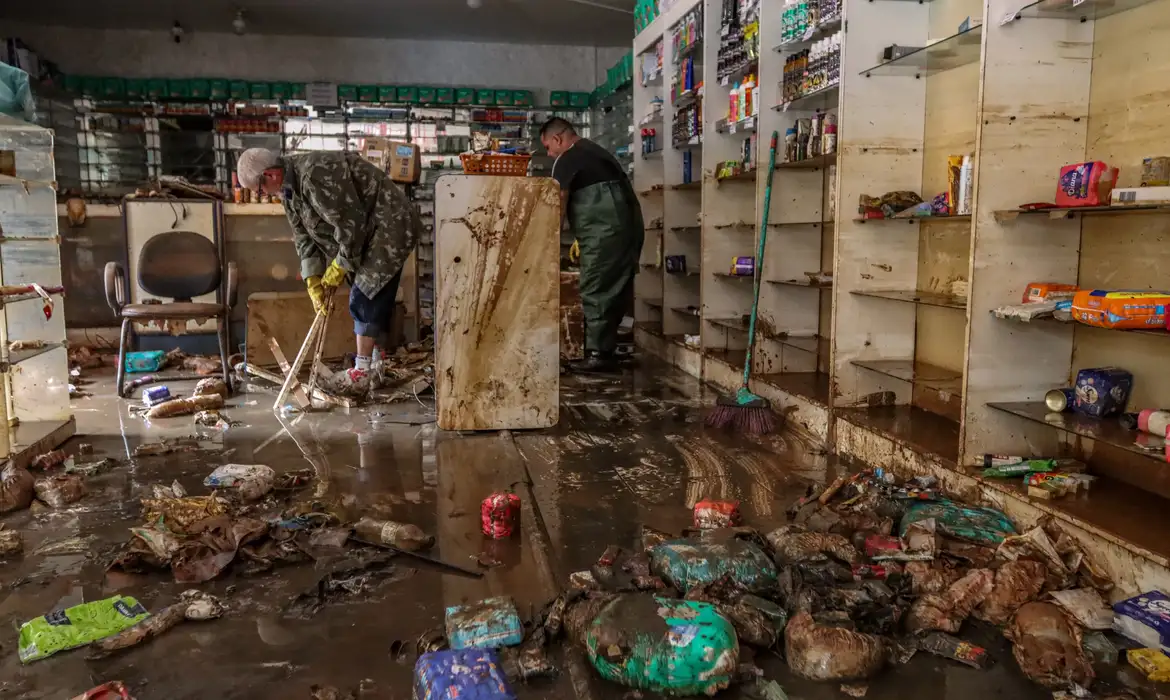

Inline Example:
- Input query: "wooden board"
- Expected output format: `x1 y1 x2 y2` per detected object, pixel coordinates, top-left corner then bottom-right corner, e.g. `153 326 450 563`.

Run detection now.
434 175 560 431
244 290 354 367
560 271 584 361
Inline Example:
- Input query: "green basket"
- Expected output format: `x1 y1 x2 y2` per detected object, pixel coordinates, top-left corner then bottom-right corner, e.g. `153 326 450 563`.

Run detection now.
396 86 418 103
189 79 211 100
378 86 397 102
549 90 569 107
271 82 293 100
418 86 437 104
249 82 271 100
209 79 230 100
358 85 378 102
63 75 83 96
338 84 358 102
167 79 191 99
494 90 514 106
79 76 100 97
124 78 146 98
456 87 475 105
570 92 591 108
229 80 249 100
101 77 125 99
436 87 455 104
475 88 495 105
512 89 533 106
146 79 169 100
291 83 307 100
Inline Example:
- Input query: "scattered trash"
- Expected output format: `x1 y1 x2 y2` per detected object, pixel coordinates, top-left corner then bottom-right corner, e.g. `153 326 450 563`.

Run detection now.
354 516 434 552
30 449 70 470
18 595 150 663
769 526 860 564
70 682 133 700
285 551 403 618
917 631 991 669
650 535 777 593
151 480 187 499
142 495 227 530
204 464 275 501
906 568 993 634
65 457 116 477
0 463 34 513
33 474 87 507
840 683 868 697
976 559 1046 625
69 345 105 370
694 499 742 529
142 385 172 406
585 595 739 695
0 525 21 556
87 602 188 659
446 596 524 650
1081 631 1118 670
194 409 234 429
146 393 225 418
900 500 1016 546
132 439 199 458
181 589 226 620
784 610 887 681
415 649 516 700
1006 602 1094 690
309 527 353 549
1126 647 1170 682
193 376 229 399
1050 588 1114 630
184 355 223 376
481 492 521 538
1112 591 1170 652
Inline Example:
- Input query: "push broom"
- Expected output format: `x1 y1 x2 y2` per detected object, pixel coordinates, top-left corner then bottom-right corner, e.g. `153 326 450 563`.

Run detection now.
706 131 779 434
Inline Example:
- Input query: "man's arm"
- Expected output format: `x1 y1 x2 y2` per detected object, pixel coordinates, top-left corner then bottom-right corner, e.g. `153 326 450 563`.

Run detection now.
286 201 326 281
303 162 367 275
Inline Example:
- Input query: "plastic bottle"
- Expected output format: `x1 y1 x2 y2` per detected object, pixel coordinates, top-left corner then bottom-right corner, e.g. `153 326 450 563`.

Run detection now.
354 516 435 551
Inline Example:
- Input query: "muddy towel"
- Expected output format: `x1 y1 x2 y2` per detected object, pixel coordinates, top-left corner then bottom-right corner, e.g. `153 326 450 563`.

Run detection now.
785 611 887 681
414 649 516 700
19 595 150 663
649 538 777 593
585 595 739 695
446 597 523 650
900 500 1015 546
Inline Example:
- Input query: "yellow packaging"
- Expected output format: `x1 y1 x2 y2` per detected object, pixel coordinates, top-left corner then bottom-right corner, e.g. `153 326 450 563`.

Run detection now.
947 155 964 212
1128 648 1170 681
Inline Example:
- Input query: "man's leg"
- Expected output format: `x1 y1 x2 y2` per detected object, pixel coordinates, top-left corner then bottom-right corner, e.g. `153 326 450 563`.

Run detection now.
576 228 634 371
347 273 402 385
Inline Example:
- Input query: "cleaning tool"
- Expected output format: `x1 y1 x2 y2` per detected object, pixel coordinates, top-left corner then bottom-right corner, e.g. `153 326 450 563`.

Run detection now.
705 131 779 434
273 294 334 412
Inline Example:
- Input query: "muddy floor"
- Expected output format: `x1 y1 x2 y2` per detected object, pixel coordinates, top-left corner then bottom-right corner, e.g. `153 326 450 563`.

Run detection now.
0 357 1050 699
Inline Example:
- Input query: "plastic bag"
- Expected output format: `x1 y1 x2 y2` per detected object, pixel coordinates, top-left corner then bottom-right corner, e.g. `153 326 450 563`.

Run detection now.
906 568 993 634
975 560 1046 625
650 537 777 593
193 377 229 400
767 526 860 564
18 595 150 663
785 611 886 681
147 394 224 419
33 475 87 508
445 597 523 650
0 61 34 121
415 649 517 700
900 500 1015 546
203 464 275 501
0 528 21 556
1006 602 1094 689
0 464 34 513
1113 590 1170 652
585 595 739 696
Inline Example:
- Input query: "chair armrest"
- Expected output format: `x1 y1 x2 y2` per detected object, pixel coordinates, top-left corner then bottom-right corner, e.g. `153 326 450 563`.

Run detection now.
224 262 239 310
103 261 126 314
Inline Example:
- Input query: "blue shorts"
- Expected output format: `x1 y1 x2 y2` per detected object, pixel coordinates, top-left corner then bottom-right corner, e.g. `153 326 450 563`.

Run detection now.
349 271 402 338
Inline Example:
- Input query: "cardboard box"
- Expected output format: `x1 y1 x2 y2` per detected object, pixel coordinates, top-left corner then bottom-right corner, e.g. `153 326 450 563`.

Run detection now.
362 138 420 184
1111 186 1170 206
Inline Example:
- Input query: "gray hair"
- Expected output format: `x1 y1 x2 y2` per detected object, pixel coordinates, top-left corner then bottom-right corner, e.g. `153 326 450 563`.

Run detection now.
236 148 281 189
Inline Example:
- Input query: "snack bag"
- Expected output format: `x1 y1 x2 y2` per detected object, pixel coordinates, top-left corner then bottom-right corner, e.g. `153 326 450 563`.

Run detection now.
1022 282 1077 304
1056 161 1118 207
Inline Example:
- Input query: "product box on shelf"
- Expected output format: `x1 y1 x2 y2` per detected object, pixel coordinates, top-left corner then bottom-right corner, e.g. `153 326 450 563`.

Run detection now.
436 87 455 104
1071 290 1170 330
209 79 230 100
337 84 359 102
189 79 211 100
377 86 397 102
495 90 513 106
1073 367 1133 418
419 86 438 104
512 90 533 106
358 85 379 102
456 87 475 104
397 86 419 103
1111 187 1170 207
1056 161 1118 208
229 80 249 100
249 82 272 100
475 88 495 105
291 83 307 100
124 78 146 99
270 82 292 100
168 79 192 99
147 78 169 100
101 77 125 99
550 90 569 107
570 92 591 108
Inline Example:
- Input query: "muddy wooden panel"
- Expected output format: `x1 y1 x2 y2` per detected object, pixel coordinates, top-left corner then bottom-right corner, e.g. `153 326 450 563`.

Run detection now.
915 305 967 376
830 0 927 406
559 271 584 361
244 291 354 367
60 214 124 328
223 214 308 326
749 374 831 443
960 2 1090 465
434 175 559 431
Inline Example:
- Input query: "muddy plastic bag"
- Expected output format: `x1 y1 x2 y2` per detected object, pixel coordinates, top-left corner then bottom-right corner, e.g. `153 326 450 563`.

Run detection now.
1049 588 1113 630
193 377 229 399
0 463 34 513
650 538 777 594
1006 602 1094 689
900 500 1016 546
71 682 134 700
142 496 227 533
415 649 516 700
975 560 1046 625
585 595 739 695
446 597 523 650
0 527 21 556
785 611 887 681
33 475 87 507
721 600 780 648
906 568 993 634
766 526 860 564
203 464 275 501
18 596 150 663
904 561 962 595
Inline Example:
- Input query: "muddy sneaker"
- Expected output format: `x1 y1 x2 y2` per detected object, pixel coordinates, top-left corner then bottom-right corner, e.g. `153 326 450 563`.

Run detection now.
340 367 372 395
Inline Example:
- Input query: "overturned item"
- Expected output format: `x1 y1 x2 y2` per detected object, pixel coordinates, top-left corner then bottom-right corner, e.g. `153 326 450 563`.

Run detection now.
415 649 517 700
33 475 87 507
70 682 134 700
906 568 993 634
88 602 188 659
1006 602 1094 690
0 463 35 513
650 536 778 593
18 595 150 663
203 464 275 501
354 516 434 552
785 611 887 681
193 377 229 399
694 500 742 529
585 595 739 696
146 393 225 419
446 597 524 650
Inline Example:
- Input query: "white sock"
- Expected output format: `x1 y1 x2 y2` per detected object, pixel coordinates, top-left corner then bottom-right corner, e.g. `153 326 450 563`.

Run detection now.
372 346 383 364
355 355 372 371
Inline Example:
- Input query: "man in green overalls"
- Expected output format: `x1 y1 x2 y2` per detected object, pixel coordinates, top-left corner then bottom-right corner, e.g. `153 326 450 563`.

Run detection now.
541 117 644 373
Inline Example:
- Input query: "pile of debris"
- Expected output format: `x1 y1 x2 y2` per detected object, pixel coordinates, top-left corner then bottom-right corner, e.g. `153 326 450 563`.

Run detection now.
405 470 1165 699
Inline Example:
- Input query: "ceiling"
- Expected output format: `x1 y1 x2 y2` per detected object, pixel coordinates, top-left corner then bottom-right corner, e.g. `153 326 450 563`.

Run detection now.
1 0 635 46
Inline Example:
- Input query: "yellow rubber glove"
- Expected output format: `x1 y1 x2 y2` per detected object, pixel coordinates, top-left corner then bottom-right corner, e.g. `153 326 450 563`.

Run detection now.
569 239 580 264
306 276 327 315
321 259 347 288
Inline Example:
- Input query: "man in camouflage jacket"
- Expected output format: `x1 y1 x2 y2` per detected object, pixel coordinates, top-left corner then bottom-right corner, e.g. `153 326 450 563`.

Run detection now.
237 148 420 387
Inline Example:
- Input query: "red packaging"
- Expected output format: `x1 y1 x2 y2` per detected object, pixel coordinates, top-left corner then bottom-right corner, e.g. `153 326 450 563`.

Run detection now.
1055 161 1118 207
481 492 520 539
852 563 898 580
693 500 741 529
864 534 903 558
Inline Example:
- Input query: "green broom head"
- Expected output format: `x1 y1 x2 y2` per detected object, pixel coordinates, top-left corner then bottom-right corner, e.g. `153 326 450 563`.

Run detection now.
723 386 770 409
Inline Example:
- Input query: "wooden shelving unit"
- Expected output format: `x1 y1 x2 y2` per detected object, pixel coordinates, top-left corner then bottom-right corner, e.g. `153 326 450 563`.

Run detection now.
631 0 1170 593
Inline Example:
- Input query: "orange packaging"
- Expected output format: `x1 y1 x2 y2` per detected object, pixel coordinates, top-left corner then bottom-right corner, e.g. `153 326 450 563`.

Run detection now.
1071 290 1170 330
1022 282 1078 304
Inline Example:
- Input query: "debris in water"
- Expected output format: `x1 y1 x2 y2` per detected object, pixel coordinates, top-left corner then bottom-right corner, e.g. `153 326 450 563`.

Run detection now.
147 393 225 418
70 682 133 700
204 464 275 501
33 474 87 507
0 464 34 513
446 596 524 650
1006 602 1094 689
693 499 742 529
66 458 116 477
30 449 70 470
193 376 229 399
840 683 868 697
917 631 991 669
0 526 21 556
481 492 520 538
354 516 434 551
87 602 189 659
18 595 150 662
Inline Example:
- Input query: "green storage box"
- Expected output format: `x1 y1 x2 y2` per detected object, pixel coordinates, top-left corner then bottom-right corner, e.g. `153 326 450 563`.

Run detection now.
63 75 83 96
436 87 455 104
271 82 293 100
167 79 191 99
570 92 591 108
475 88 495 105
146 79 169 100
418 86 437 104
550 90 569 107
396 86 418 103
189 79 211 99
456 87 475 104
512 90 533 106
378 86 397 102
229 80 250 100
80 77 102 97
290 83 307 100
249 82 272 100
124 78 146 98
338 84 358 102
101 77 125 99
209 79 230 100
494 90 513 106
358 85 378 102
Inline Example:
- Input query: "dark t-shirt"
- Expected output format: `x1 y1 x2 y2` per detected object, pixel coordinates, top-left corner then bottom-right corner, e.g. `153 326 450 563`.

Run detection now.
551 138 629 195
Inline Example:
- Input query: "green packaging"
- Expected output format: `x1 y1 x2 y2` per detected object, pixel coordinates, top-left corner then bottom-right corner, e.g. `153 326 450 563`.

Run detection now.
271 82 293 100
549 90 569 107
249 82 271 100
124 78 146 99
436 87 455 104
418 86 437 104
63 75 83 95
146 79 169 100
209 79 230 100
456 87 475 104
167 79 191 99
290 83 307 100
189 78 211 99
512 89 533 106
475 88 495 105
229 80 250 100
101 78 125 99
494 89 513 106
81 77 103 97
358 85 378 102
981 459 1058 478
570 91 591 108
337 84 358 102
378 85 397 102
397 86 418 103
19 596 150 663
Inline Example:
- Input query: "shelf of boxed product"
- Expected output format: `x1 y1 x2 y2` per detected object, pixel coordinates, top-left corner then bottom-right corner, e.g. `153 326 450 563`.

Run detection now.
774 84 840 113
851 289 967 310
774 14 842 52
860 25 984 77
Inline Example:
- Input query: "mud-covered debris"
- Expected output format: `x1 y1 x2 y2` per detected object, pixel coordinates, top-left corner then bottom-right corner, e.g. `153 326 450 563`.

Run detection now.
88 602 188 659
285 551 403 618
569 570 600 591
111 513 268 584
181 589 226 620
918 631 991 669
840 683 868 697
353 517 434 552
274 468 315 491
142 495 228 531
767 525 860 564
0 463 34 513
904 560 963 595
194 410 234 429
446 596 523 650
694 499 741 529
906 568 993 634
901 500 1016 546
193 376 229 399
639 524 674 551
151 480 187 499
309 527 352 549
1006 602 1094 690
30 449 69 470
651 536 778 593
0 526 22 556
784 611 887 681
976 560 1046 625
1081 631 1118 670
183 355 223 375
69 345 105 370
66 458 115 477
1049 588 1113 630
147 393 225 418
70 681 133 700
133 438 200 458
33 474 87 507
499 641 559 682
721 599 780 647
204 464 275 501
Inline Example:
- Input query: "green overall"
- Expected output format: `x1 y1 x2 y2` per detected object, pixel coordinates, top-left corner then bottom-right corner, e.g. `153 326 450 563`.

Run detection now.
570 180 645 353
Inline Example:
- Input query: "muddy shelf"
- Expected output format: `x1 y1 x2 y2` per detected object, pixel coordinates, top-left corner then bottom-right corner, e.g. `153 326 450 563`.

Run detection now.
838 405 961 465
633 320 663 336
765 334 829 354
1011 0 1160 22
766 278 833 289
757 371 831 406
775 153 837 170
853 359 963 399
5 342 64 368
707 316 748 333
988 401 1167 463
993 314 1170 341
670 226 701 234
711 272 753 280
994 203 1170 222
642 298 664 309
671 181 702 191
671 306 701 317
716 169 758 184
704 347 747 371
854 214 972 224
851 289 968 310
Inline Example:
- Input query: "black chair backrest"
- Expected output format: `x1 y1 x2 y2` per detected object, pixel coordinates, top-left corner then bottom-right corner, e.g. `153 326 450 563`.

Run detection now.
138 230 221 301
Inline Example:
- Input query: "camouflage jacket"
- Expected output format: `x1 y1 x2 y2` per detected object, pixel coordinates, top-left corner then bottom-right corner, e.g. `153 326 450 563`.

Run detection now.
282 151 420 298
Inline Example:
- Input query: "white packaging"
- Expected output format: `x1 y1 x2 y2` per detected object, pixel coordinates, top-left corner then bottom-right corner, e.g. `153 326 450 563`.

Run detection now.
1111 186 1170 206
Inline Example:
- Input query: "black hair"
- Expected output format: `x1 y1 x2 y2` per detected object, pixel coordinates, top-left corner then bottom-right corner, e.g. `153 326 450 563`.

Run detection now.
540 117 576 139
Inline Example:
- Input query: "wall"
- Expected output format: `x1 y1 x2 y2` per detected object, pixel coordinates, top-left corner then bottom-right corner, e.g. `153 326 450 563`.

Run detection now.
6 22 627 96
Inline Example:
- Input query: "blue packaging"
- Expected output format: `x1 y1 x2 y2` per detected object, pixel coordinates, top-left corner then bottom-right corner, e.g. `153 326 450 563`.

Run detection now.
665 255 687 274
1073 367 1133 418
124 350 166 373
414 649 516 700
649 537 777 593
1113 591 1170 653
445 597 523 650
142 385 171 406
682 151 692 184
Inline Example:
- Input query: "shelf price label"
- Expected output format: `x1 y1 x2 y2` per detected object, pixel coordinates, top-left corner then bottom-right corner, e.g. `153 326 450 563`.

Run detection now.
730 121 736 134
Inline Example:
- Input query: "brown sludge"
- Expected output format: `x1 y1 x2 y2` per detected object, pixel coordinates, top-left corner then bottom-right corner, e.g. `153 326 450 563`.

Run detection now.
0 528 21 556
784 611 887 681
33 475 87 508
1006 602 1094 690
905 568 993 634
0 464 34 513
147 393 225 419
87 603 189 658
976 560 1047 625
